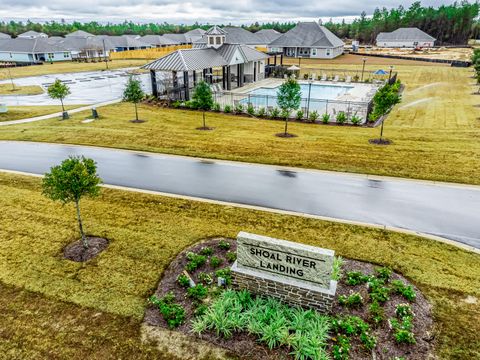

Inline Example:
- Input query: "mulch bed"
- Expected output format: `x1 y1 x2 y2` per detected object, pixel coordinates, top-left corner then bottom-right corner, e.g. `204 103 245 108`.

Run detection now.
130 119 146 123
196 126 215 131
63 237 109 262
275 132 298 138
145 237 434 360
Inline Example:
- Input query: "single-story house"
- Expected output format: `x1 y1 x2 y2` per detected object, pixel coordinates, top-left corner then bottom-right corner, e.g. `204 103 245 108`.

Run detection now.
184 28 206 43
0 32 11 39
268 21 345 59
17 30 48 39
0 37 71 63
162 33 189 45
144 27 268 99
141 35 178 47
50 37 110 60
376 28 436 48
193 26 278 50
254 29 282 46
96 35 151 52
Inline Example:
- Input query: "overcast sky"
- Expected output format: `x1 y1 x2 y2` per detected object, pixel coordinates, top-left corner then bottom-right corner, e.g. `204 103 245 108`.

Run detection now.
0 0 459 24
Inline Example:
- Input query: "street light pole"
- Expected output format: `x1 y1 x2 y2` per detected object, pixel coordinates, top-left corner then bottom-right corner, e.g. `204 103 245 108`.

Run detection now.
102 39 109 70
361 57 367 82
7 67 15 91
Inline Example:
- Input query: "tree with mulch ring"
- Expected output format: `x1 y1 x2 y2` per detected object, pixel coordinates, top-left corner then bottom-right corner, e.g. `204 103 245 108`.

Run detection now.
276 76 301 138
192 81 215 131
42 156 108 262
123 75 146 123
145 237 434 360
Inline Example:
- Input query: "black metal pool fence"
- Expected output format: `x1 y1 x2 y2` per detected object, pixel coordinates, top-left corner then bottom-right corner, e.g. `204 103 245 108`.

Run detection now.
212 91 373 122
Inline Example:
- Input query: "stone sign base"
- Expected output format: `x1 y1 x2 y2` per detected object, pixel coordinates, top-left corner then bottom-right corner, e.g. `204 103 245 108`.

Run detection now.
231 261 337 314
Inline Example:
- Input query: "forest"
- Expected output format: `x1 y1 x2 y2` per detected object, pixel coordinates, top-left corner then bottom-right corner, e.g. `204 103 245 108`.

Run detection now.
0 1 478 45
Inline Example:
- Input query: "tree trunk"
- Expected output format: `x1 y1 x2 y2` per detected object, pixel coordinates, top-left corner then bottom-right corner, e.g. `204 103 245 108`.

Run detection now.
203 111 206 128
60 98 65 112
134 102 139 121
284 117 288 136
380 120 384 141
75 200 88 249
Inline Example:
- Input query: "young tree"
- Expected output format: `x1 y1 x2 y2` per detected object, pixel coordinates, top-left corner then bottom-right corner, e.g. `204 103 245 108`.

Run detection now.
276 77 301 137
47 79 71 116
42 156 102 249
123 75 145 123
191 81 214 130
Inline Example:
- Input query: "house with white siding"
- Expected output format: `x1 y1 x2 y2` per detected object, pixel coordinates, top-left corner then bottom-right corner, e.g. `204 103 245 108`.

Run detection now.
17 30 48 39
268 21 344 59
376 28 436 48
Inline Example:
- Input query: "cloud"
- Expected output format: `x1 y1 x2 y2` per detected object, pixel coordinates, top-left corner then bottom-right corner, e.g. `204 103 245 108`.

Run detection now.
0 0 458 24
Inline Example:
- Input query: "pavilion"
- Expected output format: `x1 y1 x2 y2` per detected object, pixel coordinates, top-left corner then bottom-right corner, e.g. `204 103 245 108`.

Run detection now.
143 26 268 100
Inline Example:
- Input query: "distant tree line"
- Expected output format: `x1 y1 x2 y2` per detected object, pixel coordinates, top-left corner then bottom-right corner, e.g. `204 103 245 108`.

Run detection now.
0 1 478 45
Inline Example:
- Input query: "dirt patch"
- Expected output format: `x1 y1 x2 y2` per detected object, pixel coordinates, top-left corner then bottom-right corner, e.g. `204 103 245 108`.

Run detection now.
145 238 434 360
275 132 298 138
130 119 146 123
369 138 392 145
196 127 215 131
63 237 109 262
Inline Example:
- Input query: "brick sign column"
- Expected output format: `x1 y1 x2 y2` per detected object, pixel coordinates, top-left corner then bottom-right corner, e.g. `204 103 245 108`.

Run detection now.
231 232 337 313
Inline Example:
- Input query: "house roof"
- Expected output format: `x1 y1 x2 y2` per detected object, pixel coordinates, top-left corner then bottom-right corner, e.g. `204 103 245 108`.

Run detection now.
49 36 108 51
65 30 95 38
162 33 188 44
143 48 228 71
185 28 206 36
205 25 227 36
269 22 344 48
0 38 68 53
0 32 11 39
221 27 262 45
17 30 47 38
96 35 150 49
141 35 178 46
376 28 436 42
254 29 281 44
143 43 267 72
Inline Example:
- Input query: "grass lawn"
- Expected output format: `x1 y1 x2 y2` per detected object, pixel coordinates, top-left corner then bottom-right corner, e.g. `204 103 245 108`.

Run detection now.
0 105 81 122
0 83 44 95
0 60 478 184
0 172 479 358
0 59 149 80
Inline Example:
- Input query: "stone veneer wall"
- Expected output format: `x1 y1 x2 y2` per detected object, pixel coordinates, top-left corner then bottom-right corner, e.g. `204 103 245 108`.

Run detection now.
231 265 337 314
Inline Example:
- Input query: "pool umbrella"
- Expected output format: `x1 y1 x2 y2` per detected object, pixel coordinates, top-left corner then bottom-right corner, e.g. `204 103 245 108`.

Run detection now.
287 65 300 71
373 69 388 75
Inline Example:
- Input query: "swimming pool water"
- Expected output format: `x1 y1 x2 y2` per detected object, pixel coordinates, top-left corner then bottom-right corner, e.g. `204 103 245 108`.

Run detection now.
247 84 353 100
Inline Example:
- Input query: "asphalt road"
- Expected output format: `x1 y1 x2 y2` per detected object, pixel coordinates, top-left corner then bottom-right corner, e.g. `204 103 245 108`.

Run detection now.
0 69 151 106
1 141 479 249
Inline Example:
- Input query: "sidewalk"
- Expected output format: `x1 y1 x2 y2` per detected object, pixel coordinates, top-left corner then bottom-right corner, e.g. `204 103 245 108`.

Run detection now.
0 99 121 126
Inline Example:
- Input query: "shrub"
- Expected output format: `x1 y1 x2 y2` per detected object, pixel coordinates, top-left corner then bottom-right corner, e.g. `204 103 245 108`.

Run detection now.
194 304 209 317
269 107 280 118
309 110 319 122
149 292 185 329
226 251 237 263
185 100 198 110
338 293 363 308
215 268 232 285
391 280 417 302
389 317 416 344
212 102 221 112
332 335 350 360
345 271 368 286
369 284 390 304
177 274 191 288
256 107 267 117
303 73 309 80
171 100 182 108
198 272 213 285
199 246 213 256
223 104 232 113
321 113 330 124
350 114 362 126
336 111 347 125
369 81 402 120
234 103 244 114
218 240 231 250
332 256 344 281
332 316 376 352
210 256 223 269
187 284 208 300
247 104 255 116
375 267 393 282
185 252 207 272
395 303 414 320
296 110 304 120
369 301 384 326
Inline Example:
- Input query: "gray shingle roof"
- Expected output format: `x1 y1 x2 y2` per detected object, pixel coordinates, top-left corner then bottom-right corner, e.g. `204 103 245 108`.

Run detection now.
162 33 188 44
0 32 11 39
65 30 94 38
255 29 281 44
269 22 344 48
49 36 107 51
205 25 227 36
141 35 177 46
376 28 436 42
0 38 68 53
97 35 150 49
222 27 261 45
17 30 47 38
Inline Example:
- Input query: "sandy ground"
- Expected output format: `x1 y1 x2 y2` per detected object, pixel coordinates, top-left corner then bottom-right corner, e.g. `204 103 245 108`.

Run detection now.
357 47 473 61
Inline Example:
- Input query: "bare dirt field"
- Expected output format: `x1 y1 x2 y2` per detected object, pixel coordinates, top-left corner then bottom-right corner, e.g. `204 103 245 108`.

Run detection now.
356 47 473 62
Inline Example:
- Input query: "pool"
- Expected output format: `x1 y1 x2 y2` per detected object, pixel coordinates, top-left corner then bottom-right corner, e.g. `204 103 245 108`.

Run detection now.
247 83 353 100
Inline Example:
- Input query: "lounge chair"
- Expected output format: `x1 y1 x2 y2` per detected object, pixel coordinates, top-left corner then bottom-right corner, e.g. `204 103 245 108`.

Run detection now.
333 75 339 82
346 76 352 83
310 73 316 80
321 74 327 81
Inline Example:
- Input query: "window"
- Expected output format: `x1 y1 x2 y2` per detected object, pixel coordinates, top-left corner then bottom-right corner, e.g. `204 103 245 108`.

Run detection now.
326 49 331 56
64 52 69 58
209 37 214 45
9 53 12 58
311 49 317 56
48 53 54 58
216 36 221 45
